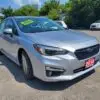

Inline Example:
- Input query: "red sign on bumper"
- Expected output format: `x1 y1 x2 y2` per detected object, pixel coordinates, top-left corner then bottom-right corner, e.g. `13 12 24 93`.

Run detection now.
85 58 95 68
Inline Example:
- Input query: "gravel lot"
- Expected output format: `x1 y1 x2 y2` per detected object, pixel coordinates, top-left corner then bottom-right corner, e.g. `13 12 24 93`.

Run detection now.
0 30 100 100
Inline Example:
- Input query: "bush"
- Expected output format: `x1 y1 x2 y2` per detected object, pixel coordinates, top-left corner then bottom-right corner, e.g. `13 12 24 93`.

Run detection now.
48 9 59 20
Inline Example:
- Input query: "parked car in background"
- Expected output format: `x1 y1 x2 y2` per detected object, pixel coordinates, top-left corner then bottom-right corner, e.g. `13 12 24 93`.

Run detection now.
55 20 68 29
0 16 100 82
90 20 100 30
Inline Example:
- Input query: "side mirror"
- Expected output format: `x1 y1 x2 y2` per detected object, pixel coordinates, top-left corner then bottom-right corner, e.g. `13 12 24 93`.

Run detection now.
4 28 13 37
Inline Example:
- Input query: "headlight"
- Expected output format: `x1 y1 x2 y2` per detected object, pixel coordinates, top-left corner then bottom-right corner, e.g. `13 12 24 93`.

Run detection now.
33 44 68 56
97 24 100 27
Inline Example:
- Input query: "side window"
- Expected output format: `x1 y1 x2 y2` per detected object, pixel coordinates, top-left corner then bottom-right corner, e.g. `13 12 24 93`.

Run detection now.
5 19 13 29
0 20 6 34
5 19 18 35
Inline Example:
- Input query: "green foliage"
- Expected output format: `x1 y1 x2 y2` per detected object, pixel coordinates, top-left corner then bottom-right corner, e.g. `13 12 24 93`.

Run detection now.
1 5 39 18
1 0 100 29
48 9 59 20
14 5 39 16
39 0 65 20
65 0 100 28
1 6 14 18
39 0 60 16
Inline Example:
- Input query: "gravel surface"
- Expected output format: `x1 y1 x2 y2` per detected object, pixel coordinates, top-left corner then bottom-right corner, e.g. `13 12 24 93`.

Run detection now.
0 30 100 100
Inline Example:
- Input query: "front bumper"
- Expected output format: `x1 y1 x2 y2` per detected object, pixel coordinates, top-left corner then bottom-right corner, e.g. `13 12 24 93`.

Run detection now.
33 51 100 82
28 44 100 82
43 61 100 82
90 26 100 30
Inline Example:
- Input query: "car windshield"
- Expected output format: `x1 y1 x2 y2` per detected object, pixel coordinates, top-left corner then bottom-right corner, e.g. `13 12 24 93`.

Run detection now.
56 22 63 26
95 20 100 23
15 17 65 33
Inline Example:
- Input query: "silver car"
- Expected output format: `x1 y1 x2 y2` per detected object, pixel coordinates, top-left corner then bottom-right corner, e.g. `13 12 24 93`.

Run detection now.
0 16 100 82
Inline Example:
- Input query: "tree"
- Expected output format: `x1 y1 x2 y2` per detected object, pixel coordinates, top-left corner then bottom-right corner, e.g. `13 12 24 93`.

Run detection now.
40 0 60 16
1 6 13 18
14 5 39 16
48 9 59 20
64 0 100 28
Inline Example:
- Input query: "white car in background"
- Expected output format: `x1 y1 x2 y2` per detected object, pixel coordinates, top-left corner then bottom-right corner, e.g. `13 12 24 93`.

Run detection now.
90 20 100 30
55 21 68 29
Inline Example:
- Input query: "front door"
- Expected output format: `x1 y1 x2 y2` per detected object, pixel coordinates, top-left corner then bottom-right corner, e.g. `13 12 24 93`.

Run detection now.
2 18 19 61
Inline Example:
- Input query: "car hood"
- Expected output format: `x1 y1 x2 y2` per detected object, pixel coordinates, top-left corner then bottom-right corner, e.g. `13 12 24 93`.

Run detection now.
91 23 100 26
25 30 97 52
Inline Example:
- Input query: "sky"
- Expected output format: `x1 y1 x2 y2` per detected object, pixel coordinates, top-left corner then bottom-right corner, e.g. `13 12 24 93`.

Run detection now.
0 0 67 9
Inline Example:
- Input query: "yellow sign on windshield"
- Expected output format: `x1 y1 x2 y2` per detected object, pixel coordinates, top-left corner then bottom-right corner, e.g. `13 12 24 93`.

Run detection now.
21 19 34 25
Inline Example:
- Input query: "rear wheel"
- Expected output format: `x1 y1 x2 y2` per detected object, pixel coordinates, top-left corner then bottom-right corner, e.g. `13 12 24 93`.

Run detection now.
21 51 33 80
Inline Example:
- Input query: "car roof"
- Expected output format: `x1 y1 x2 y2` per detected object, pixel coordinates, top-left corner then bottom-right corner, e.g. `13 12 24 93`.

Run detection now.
7 16 47 19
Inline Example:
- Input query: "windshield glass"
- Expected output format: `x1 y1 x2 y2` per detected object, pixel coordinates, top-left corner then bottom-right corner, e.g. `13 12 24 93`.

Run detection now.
56 22 63 26
95 20 100 23
15 17 65 33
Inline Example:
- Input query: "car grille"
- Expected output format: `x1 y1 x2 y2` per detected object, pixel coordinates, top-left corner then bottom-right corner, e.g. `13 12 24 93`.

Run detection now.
75 44 99 60
91 25 96 28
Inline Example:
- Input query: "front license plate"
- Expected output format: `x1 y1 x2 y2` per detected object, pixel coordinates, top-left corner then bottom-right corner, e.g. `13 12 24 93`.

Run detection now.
85 58 95 68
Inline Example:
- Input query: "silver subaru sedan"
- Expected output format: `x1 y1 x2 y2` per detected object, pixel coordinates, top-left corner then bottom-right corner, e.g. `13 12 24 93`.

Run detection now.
0 16 100 82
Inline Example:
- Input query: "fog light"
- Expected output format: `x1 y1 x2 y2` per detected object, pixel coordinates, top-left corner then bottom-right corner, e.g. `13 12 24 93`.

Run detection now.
46 66 65 77
46 70 53 77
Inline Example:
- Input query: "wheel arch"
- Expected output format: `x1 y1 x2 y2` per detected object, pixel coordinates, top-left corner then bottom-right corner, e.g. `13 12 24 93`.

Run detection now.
18 48 34 80
18 48 26 65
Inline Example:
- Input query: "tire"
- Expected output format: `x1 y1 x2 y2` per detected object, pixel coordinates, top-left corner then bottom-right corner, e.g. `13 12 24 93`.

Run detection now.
21 51 33 80
90 28 93 31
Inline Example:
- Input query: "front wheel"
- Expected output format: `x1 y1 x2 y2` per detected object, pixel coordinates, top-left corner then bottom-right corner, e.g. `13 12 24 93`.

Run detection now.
90 28 94 31
21 51 33 80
